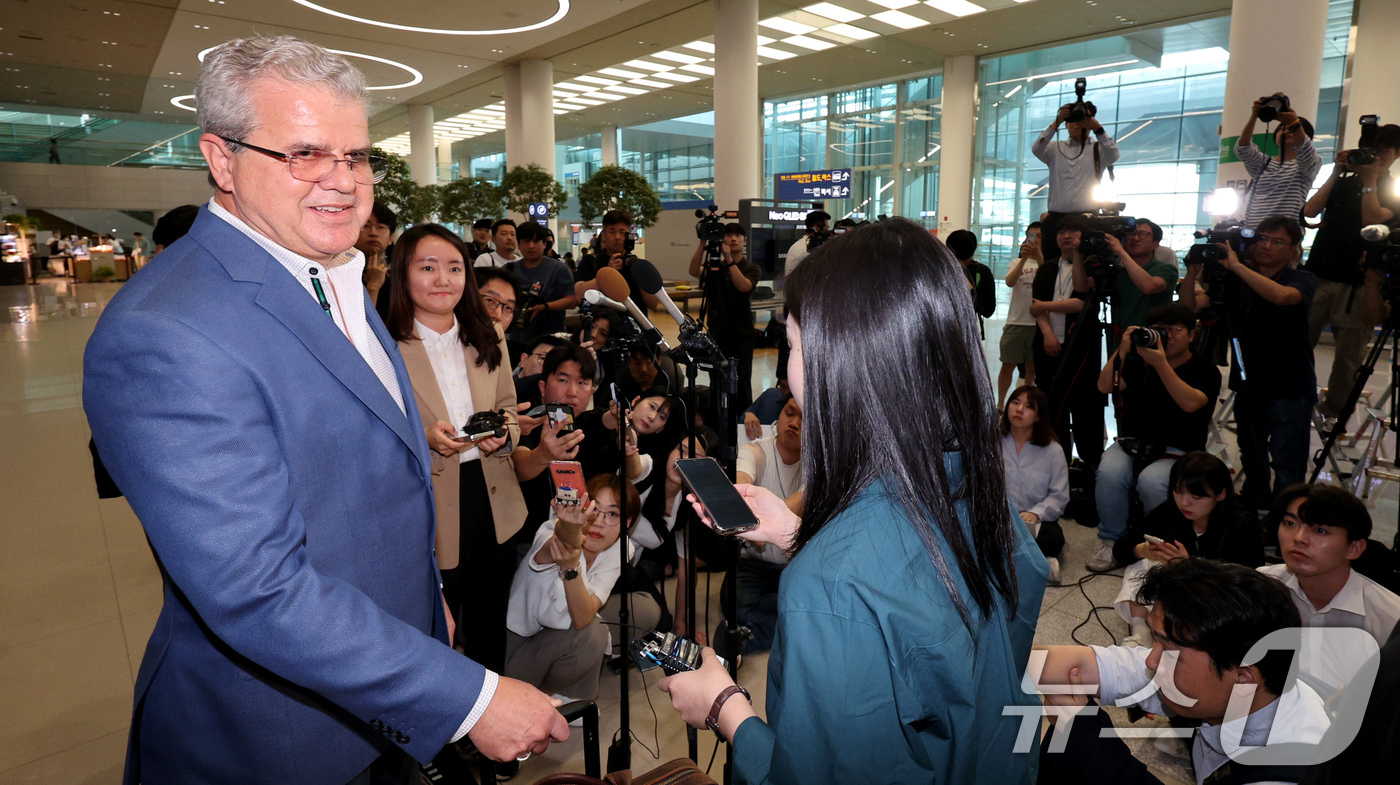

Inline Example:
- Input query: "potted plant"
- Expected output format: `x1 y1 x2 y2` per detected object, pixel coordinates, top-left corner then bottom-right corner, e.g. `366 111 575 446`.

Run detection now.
576 165 663 229
92 265 116 282
439 177 505 227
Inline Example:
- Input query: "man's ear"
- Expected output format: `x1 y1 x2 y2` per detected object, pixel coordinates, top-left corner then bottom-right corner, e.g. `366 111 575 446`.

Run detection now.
200 133 236 194
1347 537 1369 561
1231 663 1264 687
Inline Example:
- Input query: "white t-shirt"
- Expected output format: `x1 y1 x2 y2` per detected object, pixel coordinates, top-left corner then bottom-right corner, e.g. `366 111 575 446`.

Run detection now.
1006 258 1040 327
784 236 810 275
1047 261 1076 342
736 436 800 565
506 519 623 638
475 251 517 268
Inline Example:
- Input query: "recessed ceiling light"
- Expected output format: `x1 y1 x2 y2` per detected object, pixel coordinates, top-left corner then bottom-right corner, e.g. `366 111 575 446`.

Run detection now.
652 51 704 64
803 3 865 23
868 0 918 8
286 0 571 36
756 35 776 45
756 46 798 60
583 91 627 100
574 75 621 85
628 78 670 88
554 81 591 91
597 68 645 80
651 71 701 82
871 9 929 28
925 0 986 16
683 41 716 54
759 18 817 36
571 97 604 105
171 94 197 112
679 64 715 75
608 85 648 95
785 35 836 50
823 23 878 39
622 60 673 72
555 102 587 110
197 45 423 90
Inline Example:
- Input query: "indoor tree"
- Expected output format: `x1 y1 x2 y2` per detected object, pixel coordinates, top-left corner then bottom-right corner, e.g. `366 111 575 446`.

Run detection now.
498 163 568 218
576 164 663 229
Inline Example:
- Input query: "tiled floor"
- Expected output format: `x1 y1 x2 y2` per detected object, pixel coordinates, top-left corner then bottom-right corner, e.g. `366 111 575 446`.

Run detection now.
3 276 1394 784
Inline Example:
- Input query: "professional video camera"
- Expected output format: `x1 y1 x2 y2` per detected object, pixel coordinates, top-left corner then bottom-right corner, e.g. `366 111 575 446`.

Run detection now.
695 204 725 244
1077 204 1135 286
1363 224 1400 293
1257 92 1291 124
1066 77 1095 123
1186 223 1256 296
1346 114 1382 167
510 281 545 332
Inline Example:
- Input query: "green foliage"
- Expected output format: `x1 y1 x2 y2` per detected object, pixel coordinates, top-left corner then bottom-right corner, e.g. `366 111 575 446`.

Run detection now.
576 165 663 229
439 177 505 226
93 266 116 280
498 164 568 217
372 148 439 225
3 213 30 231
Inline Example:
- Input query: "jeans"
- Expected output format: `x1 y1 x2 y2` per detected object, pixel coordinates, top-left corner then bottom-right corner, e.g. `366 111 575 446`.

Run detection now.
721 558 784 653
1095 441 1179 544
1235 392 1315 510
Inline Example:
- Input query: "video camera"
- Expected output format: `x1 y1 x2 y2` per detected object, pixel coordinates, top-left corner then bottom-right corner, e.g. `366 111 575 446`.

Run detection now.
1362 224 1400 296
1186 223 1256 297
1066 77 1095 123
1346 115 1382 167
1257 92 1291 124
510 281 545 332
1077 204 1134 287
695 204 725 244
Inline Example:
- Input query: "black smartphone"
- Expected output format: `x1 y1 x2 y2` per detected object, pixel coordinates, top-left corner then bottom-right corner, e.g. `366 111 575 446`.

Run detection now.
675 458 758 535
545 402 574 433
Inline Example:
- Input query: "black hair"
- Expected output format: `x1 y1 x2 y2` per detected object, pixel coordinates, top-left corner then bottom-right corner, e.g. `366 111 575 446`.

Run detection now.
541 343 597 381
472 218 494 231
805 210 832 231
490 218 516 237
1136 559 1301 697
1255 215 1304 246
787 217 1020 633
1275 116 1315 141
723 222 745 237
1375 124 1400 152
514 221 547 242
1135 218 1163 243
474 266 520 295
1169 451 1238 527
1000 385 1056 447
1274 483 1372 541
833 218 858 228
1146 303 1197 331
944 230 978 261
152 204 199 249
1027 221 1043 231
370 200 399 234
385 224 502 371
602 209 631 228
524 333 569 356
1056 213 1091 234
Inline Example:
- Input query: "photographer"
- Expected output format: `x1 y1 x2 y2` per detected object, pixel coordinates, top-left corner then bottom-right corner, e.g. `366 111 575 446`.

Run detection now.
1237 97 1320 229
946 229 996 321
999 223 1042 408
689 222 761 413
1089 303 1221 572
574 209 659 311
1181 216 1317 514
1071 218 1178 329
475 218 519 268
468 217 494 259
1032 100 1119 261
505 221 577 346
784 209 830 274
1302 124 1400 420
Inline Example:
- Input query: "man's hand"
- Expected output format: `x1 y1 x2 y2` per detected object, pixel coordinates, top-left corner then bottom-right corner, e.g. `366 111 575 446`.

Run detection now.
363 255 388 290
689 483 800 552
743 412 762 440
1137 333 1167 369
1043 333 1062 357
1216 242 1244 274
1042 666 1090 727
1251 98 1264 118
608 253 625 271
1029 299 1048 318
1081 114 1103 133
1020 511 1040 525
427 421 466 457
467 677 569 761
541 418 585 461
1332 149 1351 174
1101 233 1126 259
528 304 547 322
517 402 544 437
1055 105 1072 125
1118 326 1138 358
1021 238 1044 262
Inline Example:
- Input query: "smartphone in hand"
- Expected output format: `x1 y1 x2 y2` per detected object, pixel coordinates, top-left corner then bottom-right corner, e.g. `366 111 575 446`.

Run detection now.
676 458 758 535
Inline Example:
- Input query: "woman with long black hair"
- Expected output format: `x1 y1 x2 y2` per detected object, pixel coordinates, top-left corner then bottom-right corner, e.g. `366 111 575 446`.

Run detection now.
659 218 1048 783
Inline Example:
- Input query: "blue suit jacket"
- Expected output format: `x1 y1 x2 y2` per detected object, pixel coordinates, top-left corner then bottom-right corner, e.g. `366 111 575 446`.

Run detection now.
84 207 486 785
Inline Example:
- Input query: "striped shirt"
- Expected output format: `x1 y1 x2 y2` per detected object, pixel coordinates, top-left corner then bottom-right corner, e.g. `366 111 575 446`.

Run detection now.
1237 136 1321 228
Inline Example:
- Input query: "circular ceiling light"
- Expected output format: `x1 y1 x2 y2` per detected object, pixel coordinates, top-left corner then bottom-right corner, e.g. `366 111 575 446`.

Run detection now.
171 94 197 112
197 45 422 90
286 1 569 36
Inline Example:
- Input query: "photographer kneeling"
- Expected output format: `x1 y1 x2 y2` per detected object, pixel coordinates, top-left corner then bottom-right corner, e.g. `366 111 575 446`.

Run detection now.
1181 217 1317 515
1090 303 1221 572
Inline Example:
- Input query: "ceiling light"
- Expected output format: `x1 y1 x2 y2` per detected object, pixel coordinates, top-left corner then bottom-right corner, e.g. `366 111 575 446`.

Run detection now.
823 23 878 39
555 81 591 91
571 97 604 105
286 0 571 35
756 46 798 60
652 51 704 64
683 41 716 54
759 18 817 36
597 68 645 79
803 3 865 23
680 64 716 75
555 102 587 110
554 90 578 98
171 94 197 112
756 35 776 45
553 109 569 115
583 91 627 100
651 71 701 82
608 85 648 95
574 75 621 85
628 78 670 88
198 45 422 90
924 0 985 16
868 0 918 7
871 9 929 28
623 60 674 72
784 35 837 50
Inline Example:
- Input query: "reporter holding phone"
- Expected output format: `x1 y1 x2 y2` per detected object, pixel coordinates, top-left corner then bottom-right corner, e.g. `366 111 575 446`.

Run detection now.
659 219 1048 783
387 224 526 675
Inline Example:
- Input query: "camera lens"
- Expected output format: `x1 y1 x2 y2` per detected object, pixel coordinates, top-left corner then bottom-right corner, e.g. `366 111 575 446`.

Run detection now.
1130 328 1163 348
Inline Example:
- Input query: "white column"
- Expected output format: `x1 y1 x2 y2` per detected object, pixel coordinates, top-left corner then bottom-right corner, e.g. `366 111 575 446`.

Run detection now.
936 55 977 236
1345 0 1400 149
504 60 557 221
407 104 436 186
601 125 619 167
437 139 453 182
1216 0 1328 189
713 0 760 210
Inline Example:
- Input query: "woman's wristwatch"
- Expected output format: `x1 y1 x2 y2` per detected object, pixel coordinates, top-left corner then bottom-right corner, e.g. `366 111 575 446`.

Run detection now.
705 685 751 738
559 564 579 580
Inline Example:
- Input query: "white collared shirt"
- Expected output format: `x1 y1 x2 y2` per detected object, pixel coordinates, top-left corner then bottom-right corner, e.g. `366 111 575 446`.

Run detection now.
507 519 625 638
415 318 481 464
1258 564 1400 691
207 199 405 416
1092 644 1330 785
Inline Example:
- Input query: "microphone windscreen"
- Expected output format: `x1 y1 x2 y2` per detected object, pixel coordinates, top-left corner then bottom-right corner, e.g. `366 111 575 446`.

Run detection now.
596 267 632 302
629 258 665 295
1361 224 1392 242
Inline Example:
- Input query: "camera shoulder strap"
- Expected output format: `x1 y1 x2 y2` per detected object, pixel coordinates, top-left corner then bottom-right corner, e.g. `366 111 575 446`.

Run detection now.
1093 142 1115 183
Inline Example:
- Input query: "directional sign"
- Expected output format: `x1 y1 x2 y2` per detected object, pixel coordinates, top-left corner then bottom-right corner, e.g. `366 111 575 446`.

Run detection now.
775 168 852 201
527 202 549 226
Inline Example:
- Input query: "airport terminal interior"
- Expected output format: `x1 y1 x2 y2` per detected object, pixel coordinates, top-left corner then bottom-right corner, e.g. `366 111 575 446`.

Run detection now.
2 0 1399 783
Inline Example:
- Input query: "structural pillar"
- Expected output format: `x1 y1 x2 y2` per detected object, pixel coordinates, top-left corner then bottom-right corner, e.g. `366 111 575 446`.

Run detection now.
601 125 619 167
1344 0 1400 149
936 55 978 236
407 104 436 186
1216 0 1327 191
504 59 557 220
437 139 453 182
713 0 760 211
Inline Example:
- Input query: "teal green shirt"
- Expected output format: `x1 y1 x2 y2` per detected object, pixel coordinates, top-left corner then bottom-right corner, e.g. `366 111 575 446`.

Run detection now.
732 455 1048 784
1113 258 1179 327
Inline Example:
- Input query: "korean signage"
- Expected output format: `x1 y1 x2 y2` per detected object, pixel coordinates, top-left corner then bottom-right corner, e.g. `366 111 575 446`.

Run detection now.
774 168 852 201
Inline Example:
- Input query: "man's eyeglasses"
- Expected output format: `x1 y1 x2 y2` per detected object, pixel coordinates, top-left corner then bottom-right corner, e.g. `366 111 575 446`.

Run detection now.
1148 323 1189 335
481 294 515 317
1255 236 1293 249
220 136 387 185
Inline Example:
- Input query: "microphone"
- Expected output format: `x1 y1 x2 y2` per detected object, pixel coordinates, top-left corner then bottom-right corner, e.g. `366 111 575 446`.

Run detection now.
597 267 668 349
583 289 629 312
628 256 692 329
1361 224 1392 242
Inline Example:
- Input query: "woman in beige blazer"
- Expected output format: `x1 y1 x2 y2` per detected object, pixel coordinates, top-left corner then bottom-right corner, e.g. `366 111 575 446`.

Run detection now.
386 224 526 674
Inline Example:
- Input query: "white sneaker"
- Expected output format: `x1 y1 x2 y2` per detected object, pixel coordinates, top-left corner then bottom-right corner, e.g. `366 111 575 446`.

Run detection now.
1086 541 1116 572
1045 557 1062 586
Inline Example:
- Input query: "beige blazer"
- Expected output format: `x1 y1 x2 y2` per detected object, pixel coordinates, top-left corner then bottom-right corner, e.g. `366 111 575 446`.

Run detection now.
399 326 526 567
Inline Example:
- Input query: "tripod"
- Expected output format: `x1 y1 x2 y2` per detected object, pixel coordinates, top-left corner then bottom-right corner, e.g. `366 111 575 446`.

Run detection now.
1309 314 1399 485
